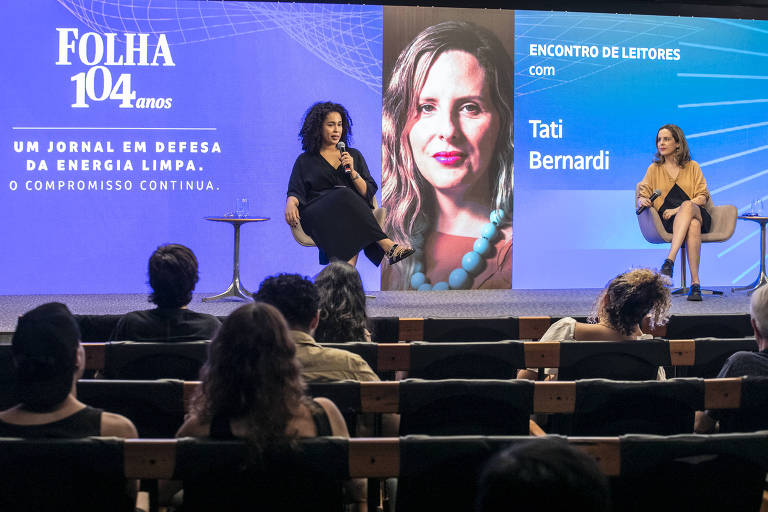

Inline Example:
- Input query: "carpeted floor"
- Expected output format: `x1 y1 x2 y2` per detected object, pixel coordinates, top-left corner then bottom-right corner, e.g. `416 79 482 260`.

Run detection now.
0 287 749 333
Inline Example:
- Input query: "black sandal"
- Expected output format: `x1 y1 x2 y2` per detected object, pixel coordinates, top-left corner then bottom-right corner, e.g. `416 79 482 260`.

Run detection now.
387 244 415 265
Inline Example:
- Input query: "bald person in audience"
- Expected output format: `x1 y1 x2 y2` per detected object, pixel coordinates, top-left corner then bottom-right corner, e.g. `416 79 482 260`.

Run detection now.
695 285 768 433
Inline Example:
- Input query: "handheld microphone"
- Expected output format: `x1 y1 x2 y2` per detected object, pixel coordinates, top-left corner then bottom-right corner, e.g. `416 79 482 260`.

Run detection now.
636 189 661 215
336 141 351 173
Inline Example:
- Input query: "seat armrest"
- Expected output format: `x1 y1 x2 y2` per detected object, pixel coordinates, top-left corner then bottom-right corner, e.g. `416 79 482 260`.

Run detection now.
291 223 316 247
705 204 738 241
638 208 670 244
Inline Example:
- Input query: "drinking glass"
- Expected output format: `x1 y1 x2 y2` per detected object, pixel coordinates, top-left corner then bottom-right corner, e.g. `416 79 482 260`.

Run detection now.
235 197 249 218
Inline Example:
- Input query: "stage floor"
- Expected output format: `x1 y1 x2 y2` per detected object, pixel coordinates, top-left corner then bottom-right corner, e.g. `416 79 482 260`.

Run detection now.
0 287 749 333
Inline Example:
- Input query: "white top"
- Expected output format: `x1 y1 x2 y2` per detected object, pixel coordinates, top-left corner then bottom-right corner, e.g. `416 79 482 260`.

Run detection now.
538 317 665 380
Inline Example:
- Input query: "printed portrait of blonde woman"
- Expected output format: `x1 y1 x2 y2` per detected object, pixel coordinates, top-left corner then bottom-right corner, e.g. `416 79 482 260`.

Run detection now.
381 17 514 290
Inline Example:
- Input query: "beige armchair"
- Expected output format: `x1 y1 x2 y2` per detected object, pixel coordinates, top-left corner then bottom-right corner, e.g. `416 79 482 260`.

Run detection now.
290 196 387 247
636 184 737 295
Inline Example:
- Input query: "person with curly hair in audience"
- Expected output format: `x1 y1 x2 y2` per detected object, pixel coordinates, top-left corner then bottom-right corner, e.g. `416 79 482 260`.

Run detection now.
111 243 221 342
517 268 671 381
314 261 372 342
254 273 378 382
173 302 365 511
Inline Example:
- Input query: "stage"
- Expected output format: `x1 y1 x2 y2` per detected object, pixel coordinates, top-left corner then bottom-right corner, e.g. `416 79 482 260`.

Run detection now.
0 287 749 335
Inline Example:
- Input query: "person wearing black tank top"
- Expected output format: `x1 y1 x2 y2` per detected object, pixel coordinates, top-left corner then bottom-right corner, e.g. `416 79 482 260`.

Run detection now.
0 303 137 438
169 302 365 510
0 303 138 512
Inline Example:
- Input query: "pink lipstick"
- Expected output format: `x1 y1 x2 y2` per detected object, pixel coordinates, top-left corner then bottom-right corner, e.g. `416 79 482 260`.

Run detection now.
433 151 465 165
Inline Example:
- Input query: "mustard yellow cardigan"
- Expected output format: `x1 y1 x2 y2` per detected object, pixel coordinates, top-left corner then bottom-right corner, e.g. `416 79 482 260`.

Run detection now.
637 160 710 210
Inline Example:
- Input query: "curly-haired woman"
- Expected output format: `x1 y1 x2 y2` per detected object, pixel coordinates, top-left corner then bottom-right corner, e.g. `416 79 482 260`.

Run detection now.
285 101 414 267
517 268 671 380
174 301 365 510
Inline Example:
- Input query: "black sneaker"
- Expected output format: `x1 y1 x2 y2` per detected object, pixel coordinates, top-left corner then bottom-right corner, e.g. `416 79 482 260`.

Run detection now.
660 258 674 279
688 283 702 301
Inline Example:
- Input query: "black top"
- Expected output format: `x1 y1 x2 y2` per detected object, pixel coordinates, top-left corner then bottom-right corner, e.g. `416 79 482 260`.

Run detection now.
659 183 712 233
285 148 387 265
717 350 768 378
110 308 221 342
287 148 377 208
209 399 333 439
0 406 102 438
708 350 768 425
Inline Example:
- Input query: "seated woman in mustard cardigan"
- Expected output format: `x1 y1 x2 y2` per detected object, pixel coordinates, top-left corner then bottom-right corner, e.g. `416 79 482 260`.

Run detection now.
636 124 711 301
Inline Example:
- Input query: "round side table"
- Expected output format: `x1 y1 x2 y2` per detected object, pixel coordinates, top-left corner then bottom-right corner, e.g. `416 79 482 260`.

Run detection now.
202 216 269 302
732 215 768 294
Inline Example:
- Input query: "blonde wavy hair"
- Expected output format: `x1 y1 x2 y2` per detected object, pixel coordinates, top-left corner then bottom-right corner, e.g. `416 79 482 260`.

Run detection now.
382 21 514 289
589 268 671 336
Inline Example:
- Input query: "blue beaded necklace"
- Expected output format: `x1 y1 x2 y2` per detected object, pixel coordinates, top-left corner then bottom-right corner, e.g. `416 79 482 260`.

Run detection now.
409 209 507 290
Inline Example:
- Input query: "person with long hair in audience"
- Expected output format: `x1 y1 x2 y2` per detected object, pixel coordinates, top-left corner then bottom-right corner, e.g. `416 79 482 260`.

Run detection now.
314 261 372 342
636 124 711 301
381 21 514 290
285 101 414 267
517 268 671 380
174 301 365 510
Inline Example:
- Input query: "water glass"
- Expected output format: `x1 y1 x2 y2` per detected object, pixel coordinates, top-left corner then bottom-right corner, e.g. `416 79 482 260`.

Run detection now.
235 197 249 218
752 198 763 216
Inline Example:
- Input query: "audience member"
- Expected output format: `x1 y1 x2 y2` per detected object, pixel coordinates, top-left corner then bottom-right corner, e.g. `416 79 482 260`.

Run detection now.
110 244 220 342
0 302 137 438
517 268 671 380
254 273 378 382
475 440 610 512
174 302 364 510
695 285 768 433
314 261 372 342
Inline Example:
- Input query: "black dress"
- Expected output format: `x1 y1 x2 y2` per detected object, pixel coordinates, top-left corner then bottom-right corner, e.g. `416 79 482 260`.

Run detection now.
659 184 712 234
287 148 387 265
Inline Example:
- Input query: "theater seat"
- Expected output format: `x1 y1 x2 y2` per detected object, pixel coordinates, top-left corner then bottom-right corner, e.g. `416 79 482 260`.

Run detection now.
173 437 348 512
395 435 553 512
716 376 768 433
77 379 186 438
408 341 524 379
613 433 768 512
548 378 703 436
398 379 534 435
682 337 758 378
103 341 208 380
557 340 669 381
0 437 133 512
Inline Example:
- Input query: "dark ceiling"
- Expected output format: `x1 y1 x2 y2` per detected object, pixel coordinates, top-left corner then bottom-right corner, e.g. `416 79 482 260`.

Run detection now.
286 0 768 19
